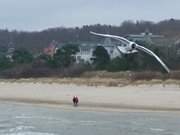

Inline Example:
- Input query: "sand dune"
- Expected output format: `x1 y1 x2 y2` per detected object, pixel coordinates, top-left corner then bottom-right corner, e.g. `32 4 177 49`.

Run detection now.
0 81 180 111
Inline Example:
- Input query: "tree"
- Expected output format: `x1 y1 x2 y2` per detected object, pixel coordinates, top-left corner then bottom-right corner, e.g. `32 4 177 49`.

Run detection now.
107 57 128 72
12 49 33 64
92 46 110 70
53 44 79 68
0 55 12 70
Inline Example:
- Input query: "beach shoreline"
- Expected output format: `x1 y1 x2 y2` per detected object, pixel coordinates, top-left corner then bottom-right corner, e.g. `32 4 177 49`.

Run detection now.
0 81 180 112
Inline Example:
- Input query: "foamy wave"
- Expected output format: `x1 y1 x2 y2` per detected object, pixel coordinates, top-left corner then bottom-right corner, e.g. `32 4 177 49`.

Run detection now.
4 132 56 135
79 120 97 126
150 128 165 132
8 125 34 132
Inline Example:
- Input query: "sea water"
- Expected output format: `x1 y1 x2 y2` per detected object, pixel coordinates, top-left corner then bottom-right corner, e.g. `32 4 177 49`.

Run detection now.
0 102 179 135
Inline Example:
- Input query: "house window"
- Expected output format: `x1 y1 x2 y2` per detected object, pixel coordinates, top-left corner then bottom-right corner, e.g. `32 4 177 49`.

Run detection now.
77 56 81 61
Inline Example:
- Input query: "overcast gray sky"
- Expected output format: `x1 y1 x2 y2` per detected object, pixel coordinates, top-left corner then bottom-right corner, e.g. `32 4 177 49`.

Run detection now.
0 0 179 31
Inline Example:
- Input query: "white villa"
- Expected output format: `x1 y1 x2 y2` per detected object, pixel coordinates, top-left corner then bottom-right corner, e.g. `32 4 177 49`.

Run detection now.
75 38 121 63
75 43 95 63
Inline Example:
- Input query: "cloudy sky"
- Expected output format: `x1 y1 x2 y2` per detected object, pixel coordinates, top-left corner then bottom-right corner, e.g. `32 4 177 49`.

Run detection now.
0 0 179 31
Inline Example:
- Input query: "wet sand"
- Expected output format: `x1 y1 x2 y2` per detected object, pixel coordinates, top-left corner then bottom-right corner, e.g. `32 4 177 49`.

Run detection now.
0 82 180 111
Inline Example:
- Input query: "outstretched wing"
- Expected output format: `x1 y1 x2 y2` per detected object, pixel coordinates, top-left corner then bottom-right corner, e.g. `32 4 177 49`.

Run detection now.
90 31 130 45
135 44 170 73
90 31 170 73
90 31 137 54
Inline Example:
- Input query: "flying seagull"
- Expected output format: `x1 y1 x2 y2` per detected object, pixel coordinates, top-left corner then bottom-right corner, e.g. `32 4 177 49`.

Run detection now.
90 31 170 73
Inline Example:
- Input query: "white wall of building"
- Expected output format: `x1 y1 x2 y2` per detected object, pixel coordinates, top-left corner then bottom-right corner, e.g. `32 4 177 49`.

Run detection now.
75 41 122 64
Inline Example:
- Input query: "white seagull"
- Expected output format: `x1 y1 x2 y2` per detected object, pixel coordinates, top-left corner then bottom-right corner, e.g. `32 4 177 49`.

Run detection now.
90 31 170 73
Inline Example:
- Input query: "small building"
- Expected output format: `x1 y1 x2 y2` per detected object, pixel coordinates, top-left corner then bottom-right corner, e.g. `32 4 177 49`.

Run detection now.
6 47 15 61
6 42 15 62
43 40 58 57
102 38 122 59
75 43 96 63
127 30 164 44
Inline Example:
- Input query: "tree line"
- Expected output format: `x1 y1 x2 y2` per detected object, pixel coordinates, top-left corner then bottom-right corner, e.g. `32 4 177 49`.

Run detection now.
0 19 180 52
0 40 179 78
0 19 180 78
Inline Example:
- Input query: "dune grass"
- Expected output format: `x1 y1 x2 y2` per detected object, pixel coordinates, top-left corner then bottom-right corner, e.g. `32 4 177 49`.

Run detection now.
0 71 180 87
0 78 180 87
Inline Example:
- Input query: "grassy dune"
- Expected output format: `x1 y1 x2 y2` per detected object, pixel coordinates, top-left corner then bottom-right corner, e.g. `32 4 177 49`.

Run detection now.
0 70 180 86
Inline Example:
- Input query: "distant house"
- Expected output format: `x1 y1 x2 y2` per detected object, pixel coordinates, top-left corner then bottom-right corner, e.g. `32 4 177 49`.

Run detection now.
102 38 121 59
43 40 58 57
127 30 164 44
174 39 180 56
6 42 15 61
176 49 180 56
6 47 15 61
75 38 121 63
75 43 95 63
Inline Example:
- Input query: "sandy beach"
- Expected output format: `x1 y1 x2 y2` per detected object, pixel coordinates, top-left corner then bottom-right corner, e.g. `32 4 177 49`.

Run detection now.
0 81 180 111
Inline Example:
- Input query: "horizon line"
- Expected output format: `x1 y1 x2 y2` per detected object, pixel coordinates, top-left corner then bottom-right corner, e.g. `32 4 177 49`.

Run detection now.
0 18 178 32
